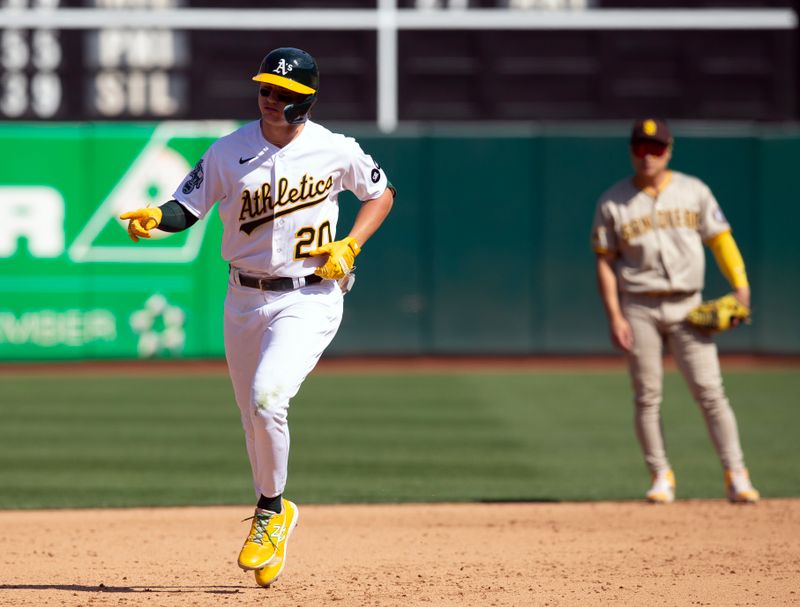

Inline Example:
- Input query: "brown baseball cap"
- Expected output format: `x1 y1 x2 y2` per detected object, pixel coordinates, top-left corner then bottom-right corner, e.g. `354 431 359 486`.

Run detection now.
630 119 672 145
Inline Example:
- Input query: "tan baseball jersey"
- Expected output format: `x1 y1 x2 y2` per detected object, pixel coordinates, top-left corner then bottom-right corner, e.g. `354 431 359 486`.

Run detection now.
591 171 731 294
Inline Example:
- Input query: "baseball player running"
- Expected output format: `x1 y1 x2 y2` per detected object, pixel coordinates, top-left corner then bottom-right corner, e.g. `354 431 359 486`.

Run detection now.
120 47 395 586
591 119 759 504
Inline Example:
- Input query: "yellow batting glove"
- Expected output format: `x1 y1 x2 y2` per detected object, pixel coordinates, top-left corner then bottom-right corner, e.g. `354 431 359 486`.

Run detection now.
119 207 163 242
309 236 361 280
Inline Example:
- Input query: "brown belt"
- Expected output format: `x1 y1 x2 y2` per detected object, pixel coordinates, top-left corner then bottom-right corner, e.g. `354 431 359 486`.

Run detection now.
237 272 322 291
636 290 697 298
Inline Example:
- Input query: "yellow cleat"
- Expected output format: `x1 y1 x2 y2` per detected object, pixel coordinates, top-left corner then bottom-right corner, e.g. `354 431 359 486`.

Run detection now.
646 469 676 504
725 468 760 504
255 499 299 588
237 507 281 570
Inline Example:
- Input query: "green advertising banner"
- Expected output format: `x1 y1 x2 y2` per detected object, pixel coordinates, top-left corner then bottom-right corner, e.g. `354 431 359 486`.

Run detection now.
0 122 233 360
1 122 799 360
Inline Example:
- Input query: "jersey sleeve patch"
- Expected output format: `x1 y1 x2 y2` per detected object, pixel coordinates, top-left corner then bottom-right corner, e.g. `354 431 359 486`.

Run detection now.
181 159 205 195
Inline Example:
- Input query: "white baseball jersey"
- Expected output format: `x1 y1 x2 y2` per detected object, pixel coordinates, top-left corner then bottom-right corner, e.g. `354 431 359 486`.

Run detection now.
591 171 731 294
173 119 389 277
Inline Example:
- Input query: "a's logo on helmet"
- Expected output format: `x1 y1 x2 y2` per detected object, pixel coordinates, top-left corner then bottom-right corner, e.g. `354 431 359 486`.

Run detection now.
273 59 293 76
643 120 658 136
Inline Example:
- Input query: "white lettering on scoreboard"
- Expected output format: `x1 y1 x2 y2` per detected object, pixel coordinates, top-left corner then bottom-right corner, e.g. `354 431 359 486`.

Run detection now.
87 0 186 117
94 69 180 116
0 0 187 118
0 0 62 119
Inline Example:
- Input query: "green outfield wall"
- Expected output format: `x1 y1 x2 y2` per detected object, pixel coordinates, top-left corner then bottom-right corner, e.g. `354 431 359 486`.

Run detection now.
1 122 798 360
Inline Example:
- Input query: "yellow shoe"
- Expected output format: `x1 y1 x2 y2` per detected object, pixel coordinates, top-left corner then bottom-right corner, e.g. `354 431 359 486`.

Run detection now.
255 499 299 588
725 468 760 504
237 507 281 570
646 469 675 504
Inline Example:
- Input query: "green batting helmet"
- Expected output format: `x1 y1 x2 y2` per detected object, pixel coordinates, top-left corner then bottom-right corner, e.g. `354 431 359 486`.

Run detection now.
252 47 319 124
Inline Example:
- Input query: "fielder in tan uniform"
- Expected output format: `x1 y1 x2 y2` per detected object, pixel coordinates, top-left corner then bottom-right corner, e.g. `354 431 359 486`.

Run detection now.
591 118 760 504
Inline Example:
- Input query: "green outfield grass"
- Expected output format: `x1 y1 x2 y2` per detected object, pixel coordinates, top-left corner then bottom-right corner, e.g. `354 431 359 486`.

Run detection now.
0 367 798 509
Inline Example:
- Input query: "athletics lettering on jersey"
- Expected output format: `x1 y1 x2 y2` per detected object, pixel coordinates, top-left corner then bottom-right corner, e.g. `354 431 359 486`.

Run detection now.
172 120 389 277
620 209 700 242
238 174 335 235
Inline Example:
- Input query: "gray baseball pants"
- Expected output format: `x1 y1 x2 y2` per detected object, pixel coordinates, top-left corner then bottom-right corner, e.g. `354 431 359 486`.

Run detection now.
621 292 747 474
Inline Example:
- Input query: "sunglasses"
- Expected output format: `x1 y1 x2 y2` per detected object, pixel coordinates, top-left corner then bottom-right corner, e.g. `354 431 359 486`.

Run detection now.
632 142 669 159
259 86 303 104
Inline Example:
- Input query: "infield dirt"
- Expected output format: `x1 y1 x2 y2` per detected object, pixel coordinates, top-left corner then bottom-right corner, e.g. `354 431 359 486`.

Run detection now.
1 500 798 607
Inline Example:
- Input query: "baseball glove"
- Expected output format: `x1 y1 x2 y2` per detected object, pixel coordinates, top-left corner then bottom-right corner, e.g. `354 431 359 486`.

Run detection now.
686 293 751 332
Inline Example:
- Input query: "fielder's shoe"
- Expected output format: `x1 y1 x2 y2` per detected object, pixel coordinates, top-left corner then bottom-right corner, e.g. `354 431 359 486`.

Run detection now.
255 499 299 588
238 503 288 570
646 469 676 504
725 468 760 504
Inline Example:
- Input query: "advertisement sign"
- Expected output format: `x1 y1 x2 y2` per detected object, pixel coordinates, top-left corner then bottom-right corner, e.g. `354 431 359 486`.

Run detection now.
0 122 234 360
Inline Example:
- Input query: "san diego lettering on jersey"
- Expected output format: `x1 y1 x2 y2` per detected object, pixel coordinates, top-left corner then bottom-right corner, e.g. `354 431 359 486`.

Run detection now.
239 173 334 235
620 209 700 242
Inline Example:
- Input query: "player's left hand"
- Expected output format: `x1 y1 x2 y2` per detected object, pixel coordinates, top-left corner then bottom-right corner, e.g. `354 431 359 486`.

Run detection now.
686 292 751 332
309 236 361 280
119 207 163 242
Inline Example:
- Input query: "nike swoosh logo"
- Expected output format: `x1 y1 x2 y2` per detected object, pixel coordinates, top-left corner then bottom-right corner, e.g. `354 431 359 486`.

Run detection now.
239 156 256 164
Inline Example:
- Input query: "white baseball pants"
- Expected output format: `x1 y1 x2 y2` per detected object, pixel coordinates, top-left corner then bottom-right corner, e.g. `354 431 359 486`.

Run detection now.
223 278 343 499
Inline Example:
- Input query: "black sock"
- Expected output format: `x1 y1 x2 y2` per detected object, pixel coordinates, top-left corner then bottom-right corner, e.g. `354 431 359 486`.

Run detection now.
257 493 282 513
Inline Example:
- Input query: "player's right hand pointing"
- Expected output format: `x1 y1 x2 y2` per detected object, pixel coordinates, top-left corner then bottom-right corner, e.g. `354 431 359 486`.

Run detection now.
120 207 163 242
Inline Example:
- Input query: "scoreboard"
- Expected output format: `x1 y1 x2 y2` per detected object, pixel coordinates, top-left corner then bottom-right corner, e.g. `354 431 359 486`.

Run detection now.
0 0 379 122
2 0 189 120
1 1 796 123
2 5 64 119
